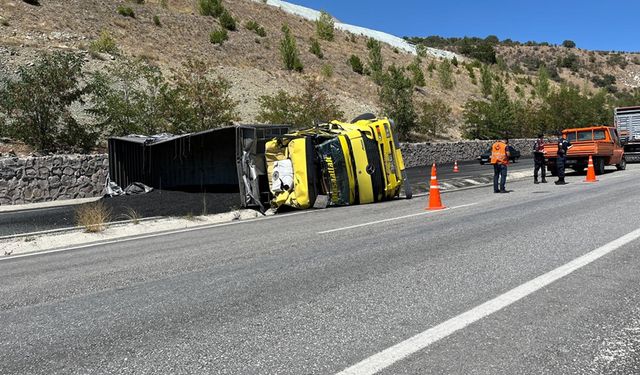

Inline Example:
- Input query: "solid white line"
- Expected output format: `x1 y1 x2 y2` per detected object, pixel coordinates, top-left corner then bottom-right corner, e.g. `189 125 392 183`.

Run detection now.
317 203 478 234
0 210 314 262
335 227 640 375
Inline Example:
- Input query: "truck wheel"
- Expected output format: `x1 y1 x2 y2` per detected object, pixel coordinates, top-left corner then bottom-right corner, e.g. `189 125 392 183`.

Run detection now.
548 166 557 176
573 165 585 174
403 178 413 199
594 158 605 175
616 157 627 171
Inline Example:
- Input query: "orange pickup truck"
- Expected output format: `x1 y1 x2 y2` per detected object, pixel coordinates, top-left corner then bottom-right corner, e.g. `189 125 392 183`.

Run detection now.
544 126 626 175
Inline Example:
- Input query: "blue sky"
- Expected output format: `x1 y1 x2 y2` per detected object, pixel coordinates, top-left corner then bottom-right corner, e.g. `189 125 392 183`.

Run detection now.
287 0 639 52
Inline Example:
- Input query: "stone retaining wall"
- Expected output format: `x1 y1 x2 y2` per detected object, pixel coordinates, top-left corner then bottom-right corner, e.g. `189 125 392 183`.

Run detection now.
400 138 536 168
0 154 108 205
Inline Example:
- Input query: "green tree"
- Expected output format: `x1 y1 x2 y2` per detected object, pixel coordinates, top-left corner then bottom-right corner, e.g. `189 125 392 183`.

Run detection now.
88 58 170 136
407 58 426 87
0 52 97 151
417 98 452 139
257 79 344 127
562 40 576 48
479 64 493 97
462 82 515 139
316 11 334 41
437 59 455 90
367 38 384 85
198 0 224 17
309 38 323 59
348 55 364 74
170 60 239 132
535 65 550 98
280 24 303 72
378 65 416 139
219 9 236 31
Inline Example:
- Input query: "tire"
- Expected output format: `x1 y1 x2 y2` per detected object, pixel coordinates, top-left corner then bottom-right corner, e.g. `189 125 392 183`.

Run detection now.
548 166 558 176
403 178 413 199
617 157 627 171
594 157 605 175
480 160 485 165
351 113 377 123
573 165 585 174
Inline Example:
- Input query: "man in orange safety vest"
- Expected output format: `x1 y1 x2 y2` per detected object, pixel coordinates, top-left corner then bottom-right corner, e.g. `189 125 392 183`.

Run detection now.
490 137 510 193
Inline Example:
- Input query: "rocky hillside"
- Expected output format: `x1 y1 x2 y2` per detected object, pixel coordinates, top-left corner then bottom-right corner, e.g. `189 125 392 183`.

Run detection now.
1 0 640 143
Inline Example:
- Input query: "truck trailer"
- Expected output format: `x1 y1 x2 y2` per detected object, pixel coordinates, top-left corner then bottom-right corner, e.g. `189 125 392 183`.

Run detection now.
614 106 640 162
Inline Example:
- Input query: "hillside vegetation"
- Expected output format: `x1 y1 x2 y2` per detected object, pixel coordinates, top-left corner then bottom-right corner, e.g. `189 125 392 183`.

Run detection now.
1 0 640 154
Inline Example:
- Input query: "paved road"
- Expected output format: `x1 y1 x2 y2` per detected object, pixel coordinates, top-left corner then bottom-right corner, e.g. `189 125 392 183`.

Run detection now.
1 164 639 374
0 160 533 237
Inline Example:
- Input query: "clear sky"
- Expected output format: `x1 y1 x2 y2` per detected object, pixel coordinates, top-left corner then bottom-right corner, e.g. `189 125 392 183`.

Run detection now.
287 0 639 52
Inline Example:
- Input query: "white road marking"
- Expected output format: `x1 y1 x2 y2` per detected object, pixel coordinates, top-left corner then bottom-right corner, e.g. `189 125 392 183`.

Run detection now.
317 203 478 234
0 210 314 262
335 227 640 375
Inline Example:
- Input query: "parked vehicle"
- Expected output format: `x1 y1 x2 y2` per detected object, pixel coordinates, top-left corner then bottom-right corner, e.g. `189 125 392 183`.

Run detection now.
265 115 411 210
477 146 521 165
614 106 640 162
543 126 625 175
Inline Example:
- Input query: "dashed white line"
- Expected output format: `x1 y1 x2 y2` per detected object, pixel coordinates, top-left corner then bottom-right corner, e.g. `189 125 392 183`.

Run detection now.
317 203 478 234
335 227 640 375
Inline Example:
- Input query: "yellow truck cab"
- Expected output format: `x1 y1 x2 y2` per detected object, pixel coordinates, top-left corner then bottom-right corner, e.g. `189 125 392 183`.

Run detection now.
265 115 411 209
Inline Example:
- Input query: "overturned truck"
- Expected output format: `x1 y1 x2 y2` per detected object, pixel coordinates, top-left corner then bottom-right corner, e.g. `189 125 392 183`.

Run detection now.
107 115 411 211
266 115 411 209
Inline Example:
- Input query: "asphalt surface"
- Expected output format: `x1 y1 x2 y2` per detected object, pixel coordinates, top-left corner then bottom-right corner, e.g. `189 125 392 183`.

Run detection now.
0 191 244 237
0 160 532 236
1 163 639 374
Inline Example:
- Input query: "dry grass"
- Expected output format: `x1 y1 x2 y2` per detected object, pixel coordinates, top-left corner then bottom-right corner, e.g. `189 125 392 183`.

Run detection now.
119 206 141 224
75 201 111 232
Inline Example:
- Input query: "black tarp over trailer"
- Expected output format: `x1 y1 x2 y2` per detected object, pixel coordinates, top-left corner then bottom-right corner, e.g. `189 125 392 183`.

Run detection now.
108 125 289 208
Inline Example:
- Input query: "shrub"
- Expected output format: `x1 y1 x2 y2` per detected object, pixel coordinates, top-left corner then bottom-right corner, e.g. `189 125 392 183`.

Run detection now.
75 202 111 233
321 64 333 78
280 24 303 72
379 65 416 139
117 6 135 18
451 56 459 67
562 40 576 48
209 28 228 44
89 31 118 54
198 0 224 17
219 9 236 31
316 10 334 41
348 55 364 74
153 15 161 26
258 79 343 127
309 38 323 59
245 20 266 37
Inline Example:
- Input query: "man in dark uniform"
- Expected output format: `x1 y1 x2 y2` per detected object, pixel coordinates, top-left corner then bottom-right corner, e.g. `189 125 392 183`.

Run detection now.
555 132 572 185
533 133 547 184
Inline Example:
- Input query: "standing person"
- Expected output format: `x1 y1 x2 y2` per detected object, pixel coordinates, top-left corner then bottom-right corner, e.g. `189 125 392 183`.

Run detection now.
533 133 547 184
490 137 510 193
555 132 572 185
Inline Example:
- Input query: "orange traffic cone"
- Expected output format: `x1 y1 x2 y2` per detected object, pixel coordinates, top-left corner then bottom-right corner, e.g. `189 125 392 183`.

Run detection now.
427 163 446 210
453 160 459 173
585 155 597 182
